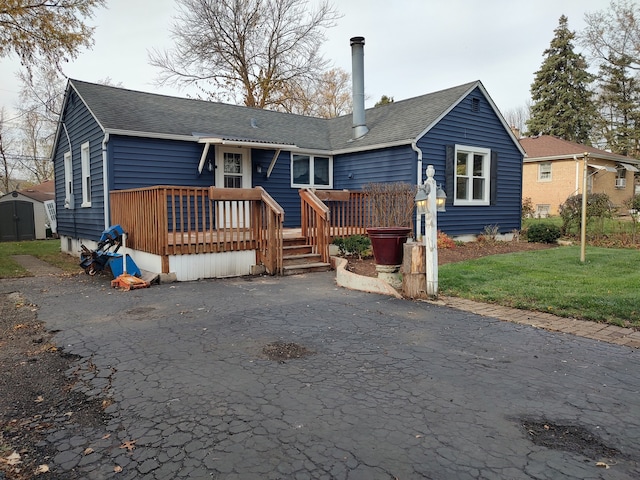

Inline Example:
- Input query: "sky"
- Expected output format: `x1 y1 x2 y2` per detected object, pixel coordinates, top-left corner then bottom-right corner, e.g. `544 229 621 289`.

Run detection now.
0 0 612 124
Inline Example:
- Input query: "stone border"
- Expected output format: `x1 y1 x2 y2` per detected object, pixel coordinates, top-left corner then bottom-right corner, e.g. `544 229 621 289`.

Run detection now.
331 256 402 299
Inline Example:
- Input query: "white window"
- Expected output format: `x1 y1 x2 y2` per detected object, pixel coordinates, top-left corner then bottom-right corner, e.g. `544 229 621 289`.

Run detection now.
535 204 550 218
63 151 73 209
291 154 332 188
80 142 91 207
538 162 552 181
615 167 626 188
454 145 490 205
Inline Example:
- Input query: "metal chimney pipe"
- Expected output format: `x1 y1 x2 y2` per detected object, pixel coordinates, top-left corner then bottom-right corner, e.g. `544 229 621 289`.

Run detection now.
350 36 368 139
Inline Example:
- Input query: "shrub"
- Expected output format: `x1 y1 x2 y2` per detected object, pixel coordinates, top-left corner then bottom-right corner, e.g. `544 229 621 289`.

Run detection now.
363 182 416 228
482 224 500 242
526 223 561 243
332 235 371 259
437 230 456 249
559 193 613 236
522 197 534 219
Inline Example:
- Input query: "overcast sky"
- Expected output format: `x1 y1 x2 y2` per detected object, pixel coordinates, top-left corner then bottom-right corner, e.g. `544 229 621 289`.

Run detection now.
0 0 611 123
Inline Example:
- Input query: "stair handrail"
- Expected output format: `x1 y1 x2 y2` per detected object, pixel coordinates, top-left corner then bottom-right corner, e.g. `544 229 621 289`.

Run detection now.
299 188 330 263
256 186 284 274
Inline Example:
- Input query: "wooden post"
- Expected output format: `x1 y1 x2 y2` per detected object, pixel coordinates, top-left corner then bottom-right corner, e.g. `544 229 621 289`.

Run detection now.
402 243 427 299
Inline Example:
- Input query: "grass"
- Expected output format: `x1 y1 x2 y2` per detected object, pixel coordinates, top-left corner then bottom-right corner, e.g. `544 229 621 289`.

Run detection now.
439 245 640 328
0 240 79 278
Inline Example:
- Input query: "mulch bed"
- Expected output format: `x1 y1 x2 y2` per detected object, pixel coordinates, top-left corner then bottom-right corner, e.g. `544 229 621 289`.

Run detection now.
347 241 558 278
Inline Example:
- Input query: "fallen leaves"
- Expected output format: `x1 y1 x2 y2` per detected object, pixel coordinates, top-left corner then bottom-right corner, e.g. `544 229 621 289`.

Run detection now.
83 447 94 456
35 395 44 403
35 464 50 474
119 440 136 452
2 451 22 466
114 465 123 473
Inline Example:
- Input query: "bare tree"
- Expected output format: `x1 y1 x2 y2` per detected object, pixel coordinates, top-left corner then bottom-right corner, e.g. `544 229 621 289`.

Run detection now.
0 0 105 70
11 66 66 183
149 0 340 109
503 103 531 137
581 0 640 70
0 108 17 193
276 67 351 118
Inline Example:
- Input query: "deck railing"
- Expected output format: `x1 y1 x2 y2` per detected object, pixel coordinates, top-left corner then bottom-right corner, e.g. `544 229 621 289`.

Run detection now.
299 189 331 263
299 189 372 263
110 186 284 274
314 190 371 236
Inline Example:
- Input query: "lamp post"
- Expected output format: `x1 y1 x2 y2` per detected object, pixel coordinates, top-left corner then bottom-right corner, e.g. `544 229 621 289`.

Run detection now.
415 165 446 297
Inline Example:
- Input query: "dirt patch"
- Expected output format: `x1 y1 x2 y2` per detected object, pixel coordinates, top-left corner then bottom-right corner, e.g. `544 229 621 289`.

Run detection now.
347 241 558 278
262 342 314 362
522 419 621 460
0 292 109 480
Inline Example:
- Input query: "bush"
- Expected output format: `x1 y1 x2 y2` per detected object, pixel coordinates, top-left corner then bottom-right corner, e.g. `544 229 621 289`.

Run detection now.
559 193 613 236
522 197 534 219
437 231 456 249
526 223 561 243
332 235 371 259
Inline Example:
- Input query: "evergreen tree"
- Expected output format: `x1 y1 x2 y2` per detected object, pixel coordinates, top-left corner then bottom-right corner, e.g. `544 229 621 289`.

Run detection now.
527 15 596 143
594 54 640 156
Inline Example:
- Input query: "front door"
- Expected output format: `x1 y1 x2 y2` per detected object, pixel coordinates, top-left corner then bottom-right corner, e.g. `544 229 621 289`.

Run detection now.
215 147 251 228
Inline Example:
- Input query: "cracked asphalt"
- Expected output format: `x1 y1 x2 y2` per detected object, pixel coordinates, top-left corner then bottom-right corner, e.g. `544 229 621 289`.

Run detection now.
3 271 639 479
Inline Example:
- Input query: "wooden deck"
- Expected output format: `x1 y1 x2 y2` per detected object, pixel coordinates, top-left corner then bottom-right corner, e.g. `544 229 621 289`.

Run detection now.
110 186 370 276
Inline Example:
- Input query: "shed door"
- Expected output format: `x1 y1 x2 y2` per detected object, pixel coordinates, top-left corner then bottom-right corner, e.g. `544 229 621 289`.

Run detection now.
0 201 35 242
215 147 252 228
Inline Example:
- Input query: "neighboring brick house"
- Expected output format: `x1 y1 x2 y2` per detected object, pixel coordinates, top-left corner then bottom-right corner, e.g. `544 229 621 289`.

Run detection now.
520 136 640 217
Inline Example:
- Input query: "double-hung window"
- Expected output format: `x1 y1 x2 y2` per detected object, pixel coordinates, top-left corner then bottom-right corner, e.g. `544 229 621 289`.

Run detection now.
291 153 332 188
454 145 491 205
538 162 552 181
80 142 91 207
64 151 73 209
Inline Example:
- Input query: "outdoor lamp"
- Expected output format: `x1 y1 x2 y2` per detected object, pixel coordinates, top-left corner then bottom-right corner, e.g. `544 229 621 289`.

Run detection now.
436 185 447 212
414 184 430 214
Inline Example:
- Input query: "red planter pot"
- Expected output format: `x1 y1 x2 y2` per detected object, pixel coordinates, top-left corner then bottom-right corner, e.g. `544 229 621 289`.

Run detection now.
366 227 411 266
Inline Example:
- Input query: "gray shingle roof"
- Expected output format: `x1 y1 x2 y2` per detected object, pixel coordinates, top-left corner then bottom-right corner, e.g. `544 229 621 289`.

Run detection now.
69 79 480 152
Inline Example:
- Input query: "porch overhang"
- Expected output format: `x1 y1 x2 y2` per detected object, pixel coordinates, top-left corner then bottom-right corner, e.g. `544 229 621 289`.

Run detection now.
196 136 299 174
588 164 617 173
618 162 640 172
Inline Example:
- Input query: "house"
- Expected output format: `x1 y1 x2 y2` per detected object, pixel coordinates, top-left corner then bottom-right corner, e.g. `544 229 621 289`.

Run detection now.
0 180 55 241
51 38 524 280
520 135 640 217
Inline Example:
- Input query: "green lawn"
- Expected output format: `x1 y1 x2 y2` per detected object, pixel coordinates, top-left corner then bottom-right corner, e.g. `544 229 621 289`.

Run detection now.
0 240 79 278
439 245 640 328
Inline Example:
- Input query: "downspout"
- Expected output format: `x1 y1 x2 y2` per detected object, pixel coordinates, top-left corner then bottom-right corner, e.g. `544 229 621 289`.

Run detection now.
412 141 423 239
574 155 579 193
102 133 110 229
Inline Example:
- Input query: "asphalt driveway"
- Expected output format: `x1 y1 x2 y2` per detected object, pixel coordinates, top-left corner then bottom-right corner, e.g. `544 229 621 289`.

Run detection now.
4 272 640 479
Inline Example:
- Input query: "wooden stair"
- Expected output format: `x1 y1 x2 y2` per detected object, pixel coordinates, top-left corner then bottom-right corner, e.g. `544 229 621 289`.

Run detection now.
282 235 332 275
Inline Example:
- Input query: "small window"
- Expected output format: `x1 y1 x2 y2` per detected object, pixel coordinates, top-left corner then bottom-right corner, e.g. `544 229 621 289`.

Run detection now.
291 154 332 188
80 142 91 207
536 204 550 218
64 151 73 209
538 162 552 181
454 145 490 205
615 167 627 188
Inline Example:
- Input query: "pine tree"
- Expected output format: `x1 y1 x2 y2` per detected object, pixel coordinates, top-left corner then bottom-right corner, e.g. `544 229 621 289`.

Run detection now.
526 15 596 144
593 54 640 157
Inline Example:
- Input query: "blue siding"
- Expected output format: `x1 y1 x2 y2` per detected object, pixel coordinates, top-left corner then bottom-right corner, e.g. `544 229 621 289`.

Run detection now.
333 145 416 189
250 149 302 227
110 136 213 190
52 89 107 241
418 87 523 236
